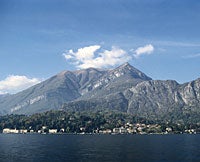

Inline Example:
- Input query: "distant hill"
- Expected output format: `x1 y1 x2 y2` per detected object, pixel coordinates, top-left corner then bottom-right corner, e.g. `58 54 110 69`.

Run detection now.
0 63 200 123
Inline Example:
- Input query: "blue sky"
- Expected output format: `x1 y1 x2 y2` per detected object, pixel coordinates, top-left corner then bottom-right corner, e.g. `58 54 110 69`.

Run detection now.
1 0 200 94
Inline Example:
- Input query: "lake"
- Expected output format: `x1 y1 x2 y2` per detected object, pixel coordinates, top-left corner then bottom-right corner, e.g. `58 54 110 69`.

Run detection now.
0 134 199 162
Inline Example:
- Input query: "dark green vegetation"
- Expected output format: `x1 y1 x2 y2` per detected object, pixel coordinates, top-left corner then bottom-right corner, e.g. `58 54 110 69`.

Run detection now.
0 110 142 133
0 110 200 134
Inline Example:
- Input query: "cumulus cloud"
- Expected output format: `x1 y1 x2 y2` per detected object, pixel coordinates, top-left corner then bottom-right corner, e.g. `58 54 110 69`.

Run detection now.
134 44 154 58
0 75 42 94
63 45 131 69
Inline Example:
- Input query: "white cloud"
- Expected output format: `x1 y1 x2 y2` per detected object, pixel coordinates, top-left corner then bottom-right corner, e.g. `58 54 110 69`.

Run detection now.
134 44 154 58
182 53 200 59
63 45 131 69
154 40 200 47
63 54 73 59
0 75 42 94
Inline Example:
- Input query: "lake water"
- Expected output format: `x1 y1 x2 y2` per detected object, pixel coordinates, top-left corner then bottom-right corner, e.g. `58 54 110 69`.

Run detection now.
0 134 199 162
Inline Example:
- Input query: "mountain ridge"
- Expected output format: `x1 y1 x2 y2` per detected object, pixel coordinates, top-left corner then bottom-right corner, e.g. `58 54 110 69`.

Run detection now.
0 63 150 114
0 62 199 124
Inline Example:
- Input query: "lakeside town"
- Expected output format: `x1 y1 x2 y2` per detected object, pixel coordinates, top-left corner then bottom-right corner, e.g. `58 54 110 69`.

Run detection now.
2 122 198 135
1 110 199 135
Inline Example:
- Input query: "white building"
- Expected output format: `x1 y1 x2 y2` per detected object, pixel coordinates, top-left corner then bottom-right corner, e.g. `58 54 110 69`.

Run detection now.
49 129 57 134
60 128 65 133
30 130 34 133
113 128 120 134
38 130 42 133
119 127 128 134
166 127 172 132
42 126 47 130
3 128 19 134
113 127 128 134
19 129 28 134
99 129 112 134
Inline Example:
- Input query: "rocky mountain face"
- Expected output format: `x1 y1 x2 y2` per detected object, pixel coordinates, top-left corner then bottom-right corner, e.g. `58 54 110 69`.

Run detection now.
0 63 150 115
0 63 200 123
63 78 200 123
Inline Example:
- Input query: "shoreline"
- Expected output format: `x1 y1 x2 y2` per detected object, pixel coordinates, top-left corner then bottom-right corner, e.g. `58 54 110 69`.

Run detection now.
0 132 199 135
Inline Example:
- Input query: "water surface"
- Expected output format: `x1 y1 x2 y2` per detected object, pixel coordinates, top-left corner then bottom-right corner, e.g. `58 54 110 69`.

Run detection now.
0 134 199 162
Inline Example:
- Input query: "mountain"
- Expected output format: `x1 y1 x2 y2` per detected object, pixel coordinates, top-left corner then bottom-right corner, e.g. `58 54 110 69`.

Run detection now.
0 63 151 115
0 94 9 98
0 93 10 101
0 62 200 124
64 78 200 123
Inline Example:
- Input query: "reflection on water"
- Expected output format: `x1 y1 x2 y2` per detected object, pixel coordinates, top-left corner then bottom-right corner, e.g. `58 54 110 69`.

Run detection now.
0 134 200 162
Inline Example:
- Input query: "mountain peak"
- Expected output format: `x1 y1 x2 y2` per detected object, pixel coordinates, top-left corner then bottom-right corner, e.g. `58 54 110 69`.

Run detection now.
113 62 152 81
120 62 131 67
116 62 133 70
